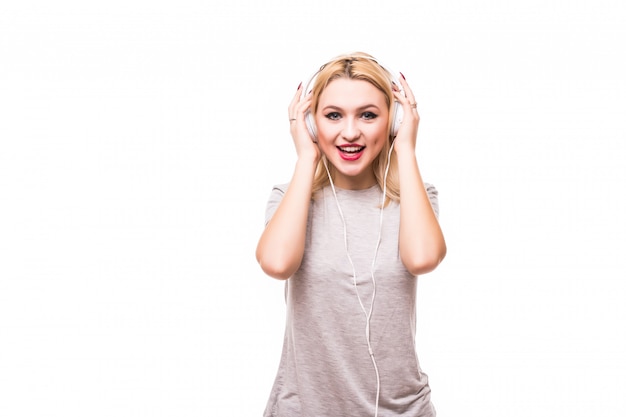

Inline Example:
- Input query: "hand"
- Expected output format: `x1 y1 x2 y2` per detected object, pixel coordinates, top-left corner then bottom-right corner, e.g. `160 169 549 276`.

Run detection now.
392 73 420 154
288 83 321 163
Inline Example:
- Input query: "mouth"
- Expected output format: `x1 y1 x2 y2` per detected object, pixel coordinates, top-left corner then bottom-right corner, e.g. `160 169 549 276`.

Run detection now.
337 145 365 161
337 145 365 154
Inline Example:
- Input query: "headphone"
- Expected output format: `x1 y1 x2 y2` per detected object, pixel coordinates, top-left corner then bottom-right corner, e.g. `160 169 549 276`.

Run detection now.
302 55 405 142
309 54 403 417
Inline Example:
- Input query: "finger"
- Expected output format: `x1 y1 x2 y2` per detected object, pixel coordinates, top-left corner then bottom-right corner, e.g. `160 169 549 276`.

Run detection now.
293 93 315 140
289 91 312 137
397 77 412 97
396 75 418 110
294 90 313 119
393 90 417 120
288 82 303 119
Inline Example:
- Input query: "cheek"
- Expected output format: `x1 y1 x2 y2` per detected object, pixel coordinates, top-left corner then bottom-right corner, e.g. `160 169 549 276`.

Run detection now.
318 140 337 158
315 122 340 147
369 122 390 143
315 117 335 137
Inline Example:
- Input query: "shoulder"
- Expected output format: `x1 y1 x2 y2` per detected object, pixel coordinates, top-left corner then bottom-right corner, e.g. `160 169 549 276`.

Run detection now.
268 182 290 200
423 182 439 217
424 182 437 193
263 183 290 225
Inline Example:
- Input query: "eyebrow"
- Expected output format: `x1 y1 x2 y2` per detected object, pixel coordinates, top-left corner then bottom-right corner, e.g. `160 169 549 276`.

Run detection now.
320 104 382 112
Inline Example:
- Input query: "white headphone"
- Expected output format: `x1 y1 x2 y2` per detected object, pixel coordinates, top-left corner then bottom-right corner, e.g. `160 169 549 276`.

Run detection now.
301 55 405 141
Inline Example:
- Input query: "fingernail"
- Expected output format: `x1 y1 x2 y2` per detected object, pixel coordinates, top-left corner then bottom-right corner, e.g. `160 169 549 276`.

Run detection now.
297 82 302 90
400 72 406 80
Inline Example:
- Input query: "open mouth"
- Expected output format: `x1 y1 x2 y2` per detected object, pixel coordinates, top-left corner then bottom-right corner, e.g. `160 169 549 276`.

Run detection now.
338 145 365 154
337 145 365 161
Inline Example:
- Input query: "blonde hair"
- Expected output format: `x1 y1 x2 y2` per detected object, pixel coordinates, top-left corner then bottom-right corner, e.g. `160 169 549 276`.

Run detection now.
309 53 400 205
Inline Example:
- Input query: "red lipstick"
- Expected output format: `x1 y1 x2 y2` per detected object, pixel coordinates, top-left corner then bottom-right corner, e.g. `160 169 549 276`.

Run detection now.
337 144 365 161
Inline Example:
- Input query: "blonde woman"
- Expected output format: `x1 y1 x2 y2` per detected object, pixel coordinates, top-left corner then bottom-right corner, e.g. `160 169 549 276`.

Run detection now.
256 53 446 417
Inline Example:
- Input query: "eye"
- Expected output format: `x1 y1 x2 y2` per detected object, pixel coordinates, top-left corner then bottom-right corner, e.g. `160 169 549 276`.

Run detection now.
325 112 341 121
361 111 378 120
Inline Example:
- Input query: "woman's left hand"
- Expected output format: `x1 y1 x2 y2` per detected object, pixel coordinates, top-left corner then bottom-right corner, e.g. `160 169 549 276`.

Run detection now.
392 73 420 153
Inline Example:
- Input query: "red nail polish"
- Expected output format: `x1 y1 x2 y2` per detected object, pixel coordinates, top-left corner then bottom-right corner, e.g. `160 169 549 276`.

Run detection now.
400 72 406 80
297 82 302 90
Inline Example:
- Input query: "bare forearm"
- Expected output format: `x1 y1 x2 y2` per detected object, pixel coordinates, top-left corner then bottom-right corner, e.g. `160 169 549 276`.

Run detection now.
396 149 447 276
255 158 317 279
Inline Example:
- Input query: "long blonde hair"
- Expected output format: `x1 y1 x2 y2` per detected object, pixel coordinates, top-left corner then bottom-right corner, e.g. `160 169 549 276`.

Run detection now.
308 53 400 205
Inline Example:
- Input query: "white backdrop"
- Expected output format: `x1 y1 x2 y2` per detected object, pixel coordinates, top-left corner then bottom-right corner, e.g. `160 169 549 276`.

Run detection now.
1 1 624 416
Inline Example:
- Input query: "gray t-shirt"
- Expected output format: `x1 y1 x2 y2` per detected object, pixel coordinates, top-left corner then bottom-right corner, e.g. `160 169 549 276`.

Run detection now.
263 183 439 417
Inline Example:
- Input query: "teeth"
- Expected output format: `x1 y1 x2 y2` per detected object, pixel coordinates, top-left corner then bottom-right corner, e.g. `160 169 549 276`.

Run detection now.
340 146 364 153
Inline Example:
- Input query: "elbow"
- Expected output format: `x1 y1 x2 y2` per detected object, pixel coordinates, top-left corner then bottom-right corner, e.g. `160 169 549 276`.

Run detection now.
255 249 298 281
258 262 294 280
402 245 447 276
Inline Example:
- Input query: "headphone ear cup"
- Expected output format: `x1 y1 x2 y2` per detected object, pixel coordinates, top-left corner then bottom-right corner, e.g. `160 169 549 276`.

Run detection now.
305 110 318 142
302 71 319 142
391 101 404 137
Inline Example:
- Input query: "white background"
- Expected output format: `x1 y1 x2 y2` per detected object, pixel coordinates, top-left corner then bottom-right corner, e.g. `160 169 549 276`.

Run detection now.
1 1 624 416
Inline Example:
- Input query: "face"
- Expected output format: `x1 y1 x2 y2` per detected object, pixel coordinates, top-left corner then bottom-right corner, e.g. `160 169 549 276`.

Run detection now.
314 78 390 190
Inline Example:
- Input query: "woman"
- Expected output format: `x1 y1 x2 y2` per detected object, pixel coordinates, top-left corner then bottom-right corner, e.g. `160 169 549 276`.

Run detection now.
256 52 446 417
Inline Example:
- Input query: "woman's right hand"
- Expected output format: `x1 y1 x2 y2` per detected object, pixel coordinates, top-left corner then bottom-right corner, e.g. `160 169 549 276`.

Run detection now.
256 83 320 280
288 83 321 163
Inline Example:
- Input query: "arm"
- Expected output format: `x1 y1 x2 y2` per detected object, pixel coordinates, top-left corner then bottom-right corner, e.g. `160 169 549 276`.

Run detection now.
255 85 320 280
256 158 316 279
393 74 447 276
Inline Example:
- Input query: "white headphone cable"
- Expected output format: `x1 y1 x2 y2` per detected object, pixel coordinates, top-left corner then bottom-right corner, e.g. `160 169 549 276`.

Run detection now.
322 141 395 417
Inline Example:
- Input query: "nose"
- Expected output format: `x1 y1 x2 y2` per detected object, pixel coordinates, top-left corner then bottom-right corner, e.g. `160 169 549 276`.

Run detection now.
341 118 361 141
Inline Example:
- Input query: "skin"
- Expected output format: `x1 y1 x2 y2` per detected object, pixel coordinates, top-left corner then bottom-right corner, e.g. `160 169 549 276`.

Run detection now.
314 78 389 190
256 74 446 279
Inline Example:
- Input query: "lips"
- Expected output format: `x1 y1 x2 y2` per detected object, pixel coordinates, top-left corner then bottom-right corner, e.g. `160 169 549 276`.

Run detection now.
338 145 365 153
337 144 365 161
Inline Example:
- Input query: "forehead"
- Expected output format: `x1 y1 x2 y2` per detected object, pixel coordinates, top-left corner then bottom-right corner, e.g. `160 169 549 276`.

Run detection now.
318 78 387 108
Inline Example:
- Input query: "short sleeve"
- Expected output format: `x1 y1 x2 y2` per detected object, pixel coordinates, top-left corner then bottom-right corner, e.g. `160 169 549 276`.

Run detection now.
424 182 439 218
264 183 289 226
